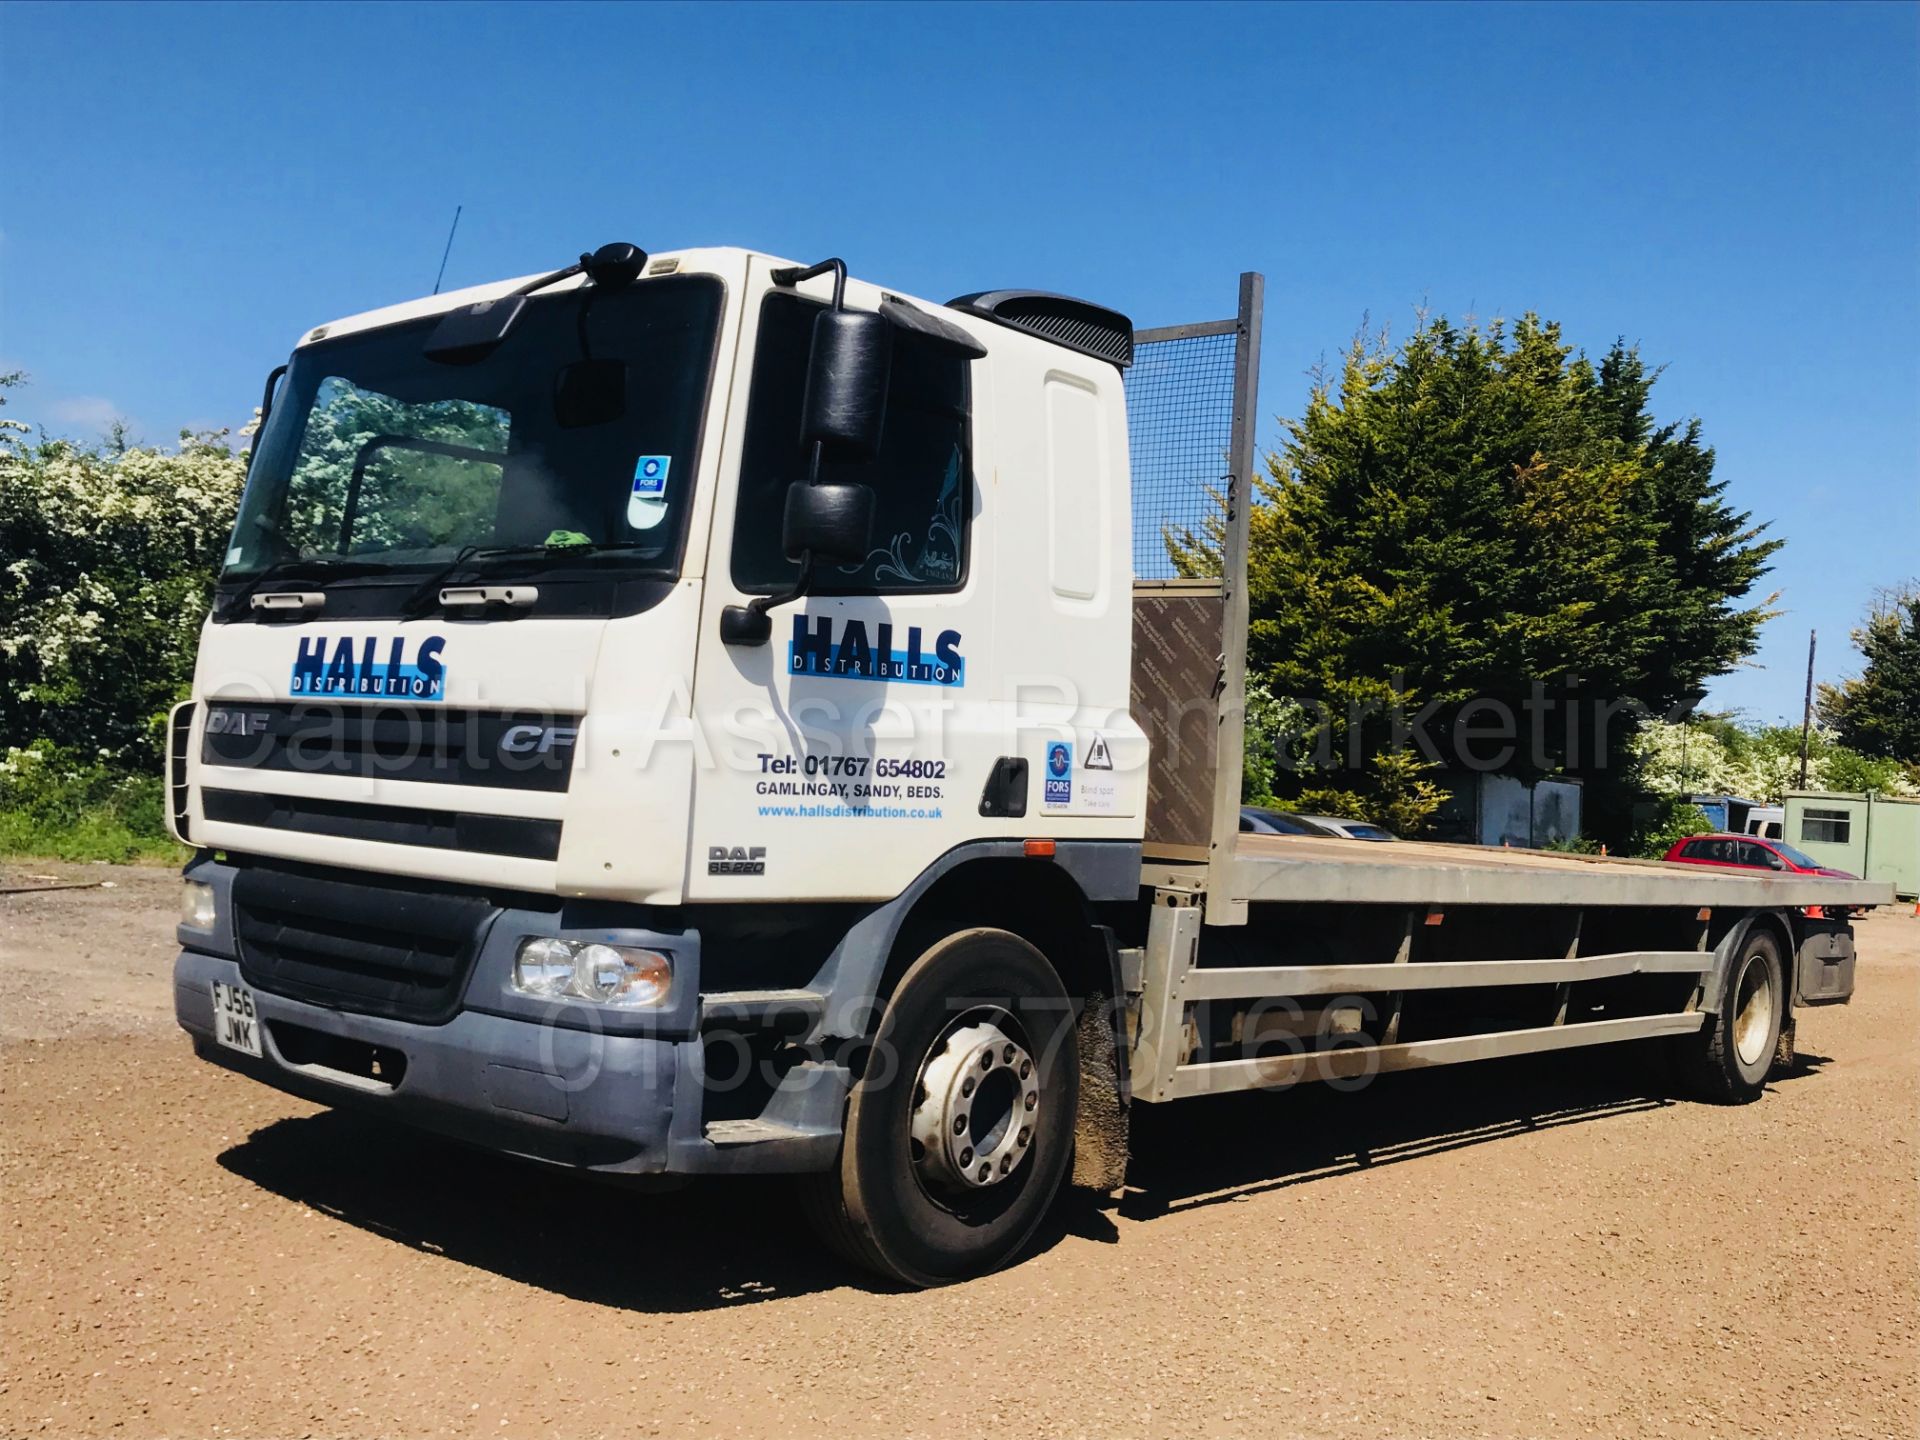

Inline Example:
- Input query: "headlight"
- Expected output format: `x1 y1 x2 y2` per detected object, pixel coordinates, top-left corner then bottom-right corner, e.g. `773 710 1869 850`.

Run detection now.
181 879 217 930
511 938 671 1008
512 937 575 997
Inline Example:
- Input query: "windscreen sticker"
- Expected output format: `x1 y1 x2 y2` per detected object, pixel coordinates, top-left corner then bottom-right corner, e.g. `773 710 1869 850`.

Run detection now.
628 456 672 530
1043 741 1073 808
628 496 668 530
632 455 671 495
291 634 446 701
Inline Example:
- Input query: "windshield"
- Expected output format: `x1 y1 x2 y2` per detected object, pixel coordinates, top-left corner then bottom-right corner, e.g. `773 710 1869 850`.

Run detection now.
1772 840 1825 869
227 275 724 580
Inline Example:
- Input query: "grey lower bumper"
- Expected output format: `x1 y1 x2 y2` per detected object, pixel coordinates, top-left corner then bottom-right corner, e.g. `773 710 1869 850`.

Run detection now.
177 949 688 1175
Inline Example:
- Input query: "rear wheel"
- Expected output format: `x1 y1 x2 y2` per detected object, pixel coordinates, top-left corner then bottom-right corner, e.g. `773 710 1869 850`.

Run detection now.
1675 927 1786 1104
799 928 1078 1286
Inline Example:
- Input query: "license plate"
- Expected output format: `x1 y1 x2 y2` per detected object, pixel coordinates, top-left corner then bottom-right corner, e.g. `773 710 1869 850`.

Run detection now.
211 980 263 1058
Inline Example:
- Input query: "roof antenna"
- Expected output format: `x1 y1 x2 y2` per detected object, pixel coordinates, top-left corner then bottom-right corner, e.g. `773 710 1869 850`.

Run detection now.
432 205 463 295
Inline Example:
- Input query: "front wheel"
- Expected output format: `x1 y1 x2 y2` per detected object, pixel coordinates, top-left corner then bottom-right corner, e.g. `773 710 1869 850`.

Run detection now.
1674 926 1786 1104
799 928 1079 1286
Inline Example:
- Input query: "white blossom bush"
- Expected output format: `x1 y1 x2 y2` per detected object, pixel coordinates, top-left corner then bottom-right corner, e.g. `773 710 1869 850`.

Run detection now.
1 376 247 763
1631 717 1916 804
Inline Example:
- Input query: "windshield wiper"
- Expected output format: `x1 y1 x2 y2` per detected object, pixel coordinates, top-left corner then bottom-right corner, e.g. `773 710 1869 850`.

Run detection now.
399 542 655 616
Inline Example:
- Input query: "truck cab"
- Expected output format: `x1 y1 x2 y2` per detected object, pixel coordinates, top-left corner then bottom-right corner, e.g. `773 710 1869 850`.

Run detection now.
184 246 1146 901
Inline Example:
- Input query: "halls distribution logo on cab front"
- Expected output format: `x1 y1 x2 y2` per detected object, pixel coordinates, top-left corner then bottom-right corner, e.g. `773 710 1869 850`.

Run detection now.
290 636 448 701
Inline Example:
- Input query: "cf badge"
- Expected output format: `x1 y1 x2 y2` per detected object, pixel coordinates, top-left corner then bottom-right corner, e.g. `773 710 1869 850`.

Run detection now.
499 725 579 755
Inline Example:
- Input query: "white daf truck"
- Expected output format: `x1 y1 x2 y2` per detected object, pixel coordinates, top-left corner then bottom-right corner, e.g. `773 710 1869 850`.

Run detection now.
169 243 1890 1285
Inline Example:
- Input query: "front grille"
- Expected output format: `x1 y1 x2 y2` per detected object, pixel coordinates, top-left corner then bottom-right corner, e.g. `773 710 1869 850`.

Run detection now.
200 702 579 793
232 861 505 1022
168 702 194 841
202 789 562 861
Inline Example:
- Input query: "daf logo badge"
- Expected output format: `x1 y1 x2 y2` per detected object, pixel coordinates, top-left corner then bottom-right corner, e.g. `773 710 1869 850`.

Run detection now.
708 845 767 876
205 708 273 736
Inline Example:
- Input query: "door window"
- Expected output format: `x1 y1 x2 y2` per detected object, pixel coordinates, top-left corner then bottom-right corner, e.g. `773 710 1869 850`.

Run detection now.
731 292 971 594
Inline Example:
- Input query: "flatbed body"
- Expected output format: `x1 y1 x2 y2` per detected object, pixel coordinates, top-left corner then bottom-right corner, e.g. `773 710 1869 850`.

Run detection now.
1144 834 1894 910
1127 833 1885 1106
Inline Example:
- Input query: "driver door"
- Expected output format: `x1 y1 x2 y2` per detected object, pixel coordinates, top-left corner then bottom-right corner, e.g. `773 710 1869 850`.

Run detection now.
685 260 994 903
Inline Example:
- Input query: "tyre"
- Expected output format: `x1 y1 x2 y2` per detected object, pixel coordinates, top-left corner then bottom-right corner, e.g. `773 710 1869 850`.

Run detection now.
799 927 1079 1286
1675 926 1786 1104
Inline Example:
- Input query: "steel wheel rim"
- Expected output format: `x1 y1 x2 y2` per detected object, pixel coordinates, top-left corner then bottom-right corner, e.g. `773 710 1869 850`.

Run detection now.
907 1007 1041 1198
1732 952 1775 1068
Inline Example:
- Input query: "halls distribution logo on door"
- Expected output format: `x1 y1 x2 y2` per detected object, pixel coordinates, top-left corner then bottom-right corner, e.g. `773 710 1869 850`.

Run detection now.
789 615 965 687
1043 741 1073 807
290 635 448 701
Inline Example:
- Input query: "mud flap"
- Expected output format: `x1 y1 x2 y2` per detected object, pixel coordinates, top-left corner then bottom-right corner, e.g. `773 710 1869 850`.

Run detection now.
1795 919 1856 1005
1772 1016 1796 1076
1071 989 1130 1192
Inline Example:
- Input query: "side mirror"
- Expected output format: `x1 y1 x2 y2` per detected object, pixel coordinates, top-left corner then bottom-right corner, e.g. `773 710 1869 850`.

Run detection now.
783 481 873 566
801 309 891 459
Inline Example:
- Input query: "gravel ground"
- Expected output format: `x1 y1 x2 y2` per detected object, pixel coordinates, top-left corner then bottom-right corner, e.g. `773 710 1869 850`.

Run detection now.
2 862 1915 1439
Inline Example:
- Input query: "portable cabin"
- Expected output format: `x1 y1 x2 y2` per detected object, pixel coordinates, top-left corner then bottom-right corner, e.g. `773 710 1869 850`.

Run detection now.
1783 792 1920 899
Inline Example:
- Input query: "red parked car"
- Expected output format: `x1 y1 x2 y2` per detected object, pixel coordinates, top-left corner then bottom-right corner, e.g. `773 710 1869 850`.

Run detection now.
1663 832 1856 878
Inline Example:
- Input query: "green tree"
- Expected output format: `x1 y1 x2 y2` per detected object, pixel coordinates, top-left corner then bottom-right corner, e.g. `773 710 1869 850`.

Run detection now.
243 378 509 566
0 375 248 762
1176 315 1780 842
1294 748 1450 838
1818 585 1920 764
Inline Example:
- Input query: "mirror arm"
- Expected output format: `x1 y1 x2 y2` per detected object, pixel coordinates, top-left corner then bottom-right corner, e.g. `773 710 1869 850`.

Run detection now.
769 257 847 310
512 258 586 298
256 364 288 436
721 550 815 647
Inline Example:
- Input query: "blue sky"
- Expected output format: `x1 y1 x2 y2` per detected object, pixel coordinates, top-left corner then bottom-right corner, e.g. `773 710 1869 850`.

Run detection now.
4 0 1914 720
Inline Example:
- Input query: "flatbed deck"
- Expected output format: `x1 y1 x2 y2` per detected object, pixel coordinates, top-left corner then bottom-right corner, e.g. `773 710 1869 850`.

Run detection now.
1141 834 1896 910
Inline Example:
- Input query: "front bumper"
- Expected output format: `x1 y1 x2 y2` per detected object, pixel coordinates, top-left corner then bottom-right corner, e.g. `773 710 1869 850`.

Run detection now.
172 855 852 1176
176 950 688 1174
